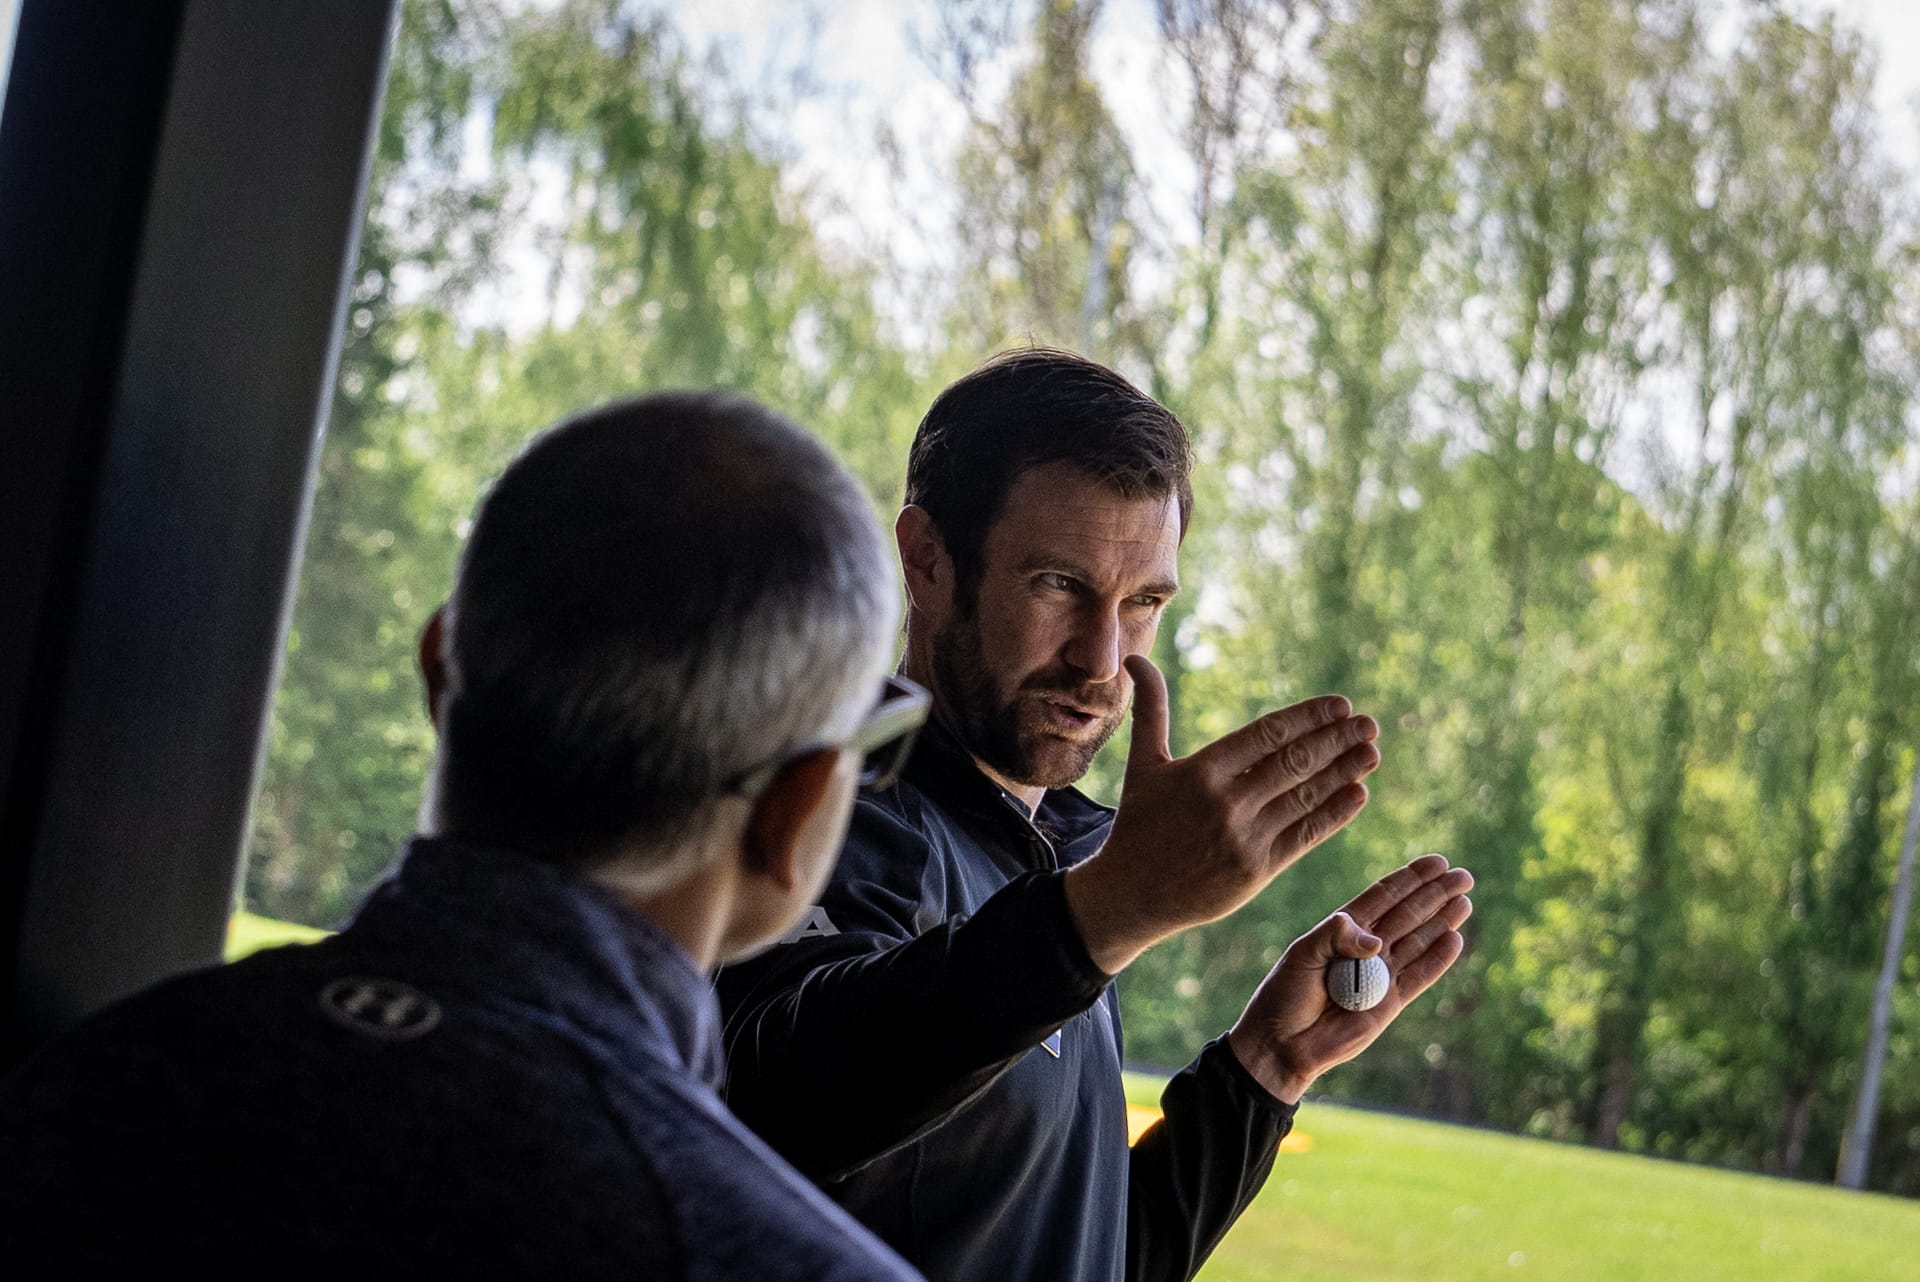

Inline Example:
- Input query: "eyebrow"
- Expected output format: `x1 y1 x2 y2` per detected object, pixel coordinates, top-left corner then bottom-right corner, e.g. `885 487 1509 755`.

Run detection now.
1018 555 1181 600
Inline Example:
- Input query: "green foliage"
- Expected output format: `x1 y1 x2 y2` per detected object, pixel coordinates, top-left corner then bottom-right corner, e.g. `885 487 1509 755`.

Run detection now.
248 0 934 929
248 0 1920 1197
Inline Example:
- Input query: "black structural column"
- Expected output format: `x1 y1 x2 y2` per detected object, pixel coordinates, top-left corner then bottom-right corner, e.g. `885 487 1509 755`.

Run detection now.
0 0 398 1061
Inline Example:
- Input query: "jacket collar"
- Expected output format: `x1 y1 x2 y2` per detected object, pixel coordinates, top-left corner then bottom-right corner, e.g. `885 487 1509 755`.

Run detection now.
347 836 723 1085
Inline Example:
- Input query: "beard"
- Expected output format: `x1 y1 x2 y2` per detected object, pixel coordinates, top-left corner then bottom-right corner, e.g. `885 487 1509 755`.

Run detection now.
930 606 1128 791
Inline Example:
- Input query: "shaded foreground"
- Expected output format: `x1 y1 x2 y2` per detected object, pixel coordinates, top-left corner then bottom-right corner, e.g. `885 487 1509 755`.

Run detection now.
221 924 1918 1278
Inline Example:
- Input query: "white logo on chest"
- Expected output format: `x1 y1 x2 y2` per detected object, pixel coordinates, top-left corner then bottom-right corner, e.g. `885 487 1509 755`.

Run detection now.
783 906 840 943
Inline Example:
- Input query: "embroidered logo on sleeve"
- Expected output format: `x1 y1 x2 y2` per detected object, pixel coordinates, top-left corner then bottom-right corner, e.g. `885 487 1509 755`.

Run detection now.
782 906 840 944
318 977 443 1041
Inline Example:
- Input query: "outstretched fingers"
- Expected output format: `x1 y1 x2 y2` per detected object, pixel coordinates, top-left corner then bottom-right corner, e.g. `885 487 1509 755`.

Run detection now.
1203 695 1355 779
1254 741 1381 838
1386 919 1468 1007
1234 713 1379 807
1267 782 1371 872
1386 894 1473 968
1340 854 1453 930
1370 867 1474 944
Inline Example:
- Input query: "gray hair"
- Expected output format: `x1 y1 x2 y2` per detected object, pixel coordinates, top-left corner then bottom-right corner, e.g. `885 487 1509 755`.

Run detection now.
428 390 898 888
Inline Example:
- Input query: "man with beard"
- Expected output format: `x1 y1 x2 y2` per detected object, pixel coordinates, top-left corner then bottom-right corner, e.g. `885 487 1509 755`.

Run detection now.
717 349 1474 1282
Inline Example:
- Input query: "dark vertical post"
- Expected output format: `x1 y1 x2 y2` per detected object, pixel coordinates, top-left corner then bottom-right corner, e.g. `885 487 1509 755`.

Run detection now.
0 0 398 1061
1837 753 1920 1189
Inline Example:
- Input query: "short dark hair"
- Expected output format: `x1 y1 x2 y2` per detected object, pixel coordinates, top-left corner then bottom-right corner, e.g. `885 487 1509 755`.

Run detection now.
904 348 1193 592
433 391 896 875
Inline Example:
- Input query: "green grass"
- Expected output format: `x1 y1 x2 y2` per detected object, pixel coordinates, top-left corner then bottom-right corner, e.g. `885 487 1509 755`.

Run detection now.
1126 1073 1917 1281
225 911 328 960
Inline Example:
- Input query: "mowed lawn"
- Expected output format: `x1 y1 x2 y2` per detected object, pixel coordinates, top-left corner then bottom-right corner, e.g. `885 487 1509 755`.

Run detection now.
226 911 329 959
1123 1073 1918 1282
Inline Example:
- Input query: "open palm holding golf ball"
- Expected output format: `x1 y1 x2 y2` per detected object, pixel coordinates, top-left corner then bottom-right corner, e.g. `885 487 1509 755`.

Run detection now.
1226 853 1475 1103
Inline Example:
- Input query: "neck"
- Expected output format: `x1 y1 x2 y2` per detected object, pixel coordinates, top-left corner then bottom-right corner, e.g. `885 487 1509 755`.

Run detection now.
590 854 737 973
972 753 1043 816
418 787 740 971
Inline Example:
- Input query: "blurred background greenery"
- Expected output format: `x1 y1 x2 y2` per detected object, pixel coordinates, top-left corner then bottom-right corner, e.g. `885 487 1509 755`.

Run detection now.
243 0 1920 1199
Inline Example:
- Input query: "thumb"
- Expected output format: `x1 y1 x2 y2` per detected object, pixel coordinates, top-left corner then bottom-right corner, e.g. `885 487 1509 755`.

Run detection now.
1123 654 1172 772
1296 911 1383 967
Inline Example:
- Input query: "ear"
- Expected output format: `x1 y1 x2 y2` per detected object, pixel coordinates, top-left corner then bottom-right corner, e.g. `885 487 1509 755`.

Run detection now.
895 505 953 624
742 748 846 892
419 606 450 729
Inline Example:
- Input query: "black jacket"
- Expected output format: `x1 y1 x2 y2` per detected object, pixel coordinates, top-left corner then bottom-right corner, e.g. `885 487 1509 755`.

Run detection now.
0 839 920 1282
718 718 1292 1282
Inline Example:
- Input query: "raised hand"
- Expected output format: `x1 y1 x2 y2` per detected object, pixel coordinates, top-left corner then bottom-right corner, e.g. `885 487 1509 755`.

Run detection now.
1063 654 1382 974
1225 853 1474 1103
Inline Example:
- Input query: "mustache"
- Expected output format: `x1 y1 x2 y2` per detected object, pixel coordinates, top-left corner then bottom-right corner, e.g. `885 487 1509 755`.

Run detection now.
1018 672 1129 717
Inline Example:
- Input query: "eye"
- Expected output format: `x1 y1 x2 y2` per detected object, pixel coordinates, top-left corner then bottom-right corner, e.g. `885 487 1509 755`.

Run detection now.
1128 594 1166 612
1036 572 1076 593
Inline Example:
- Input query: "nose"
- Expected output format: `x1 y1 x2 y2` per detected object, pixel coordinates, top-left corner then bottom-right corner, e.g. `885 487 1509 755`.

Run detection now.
1061 603 1123 685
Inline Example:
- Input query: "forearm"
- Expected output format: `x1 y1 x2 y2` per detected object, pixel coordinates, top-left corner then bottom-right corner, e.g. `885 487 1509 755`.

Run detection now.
1125 1036 1294 1282
720 871 1109 1179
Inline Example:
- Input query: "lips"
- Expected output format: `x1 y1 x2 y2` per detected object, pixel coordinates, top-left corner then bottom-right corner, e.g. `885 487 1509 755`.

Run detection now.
1036 697 1109 733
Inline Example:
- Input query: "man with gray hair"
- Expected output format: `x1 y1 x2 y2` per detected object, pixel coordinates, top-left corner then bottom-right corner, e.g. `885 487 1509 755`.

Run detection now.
0 392 929 1281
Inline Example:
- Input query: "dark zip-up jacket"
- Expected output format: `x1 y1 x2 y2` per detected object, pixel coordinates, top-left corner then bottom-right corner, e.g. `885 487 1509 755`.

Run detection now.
0 838 920 1282
718 718 1293 1282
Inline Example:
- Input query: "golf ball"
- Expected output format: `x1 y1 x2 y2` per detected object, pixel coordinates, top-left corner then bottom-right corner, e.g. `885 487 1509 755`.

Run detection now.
1327 954 1390 1012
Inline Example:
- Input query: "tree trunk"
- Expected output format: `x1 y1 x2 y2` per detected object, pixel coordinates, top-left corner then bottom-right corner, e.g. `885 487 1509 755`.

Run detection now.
1594 1042 1635 1148
1772 1082 1815 1177
1586 678 1689 1148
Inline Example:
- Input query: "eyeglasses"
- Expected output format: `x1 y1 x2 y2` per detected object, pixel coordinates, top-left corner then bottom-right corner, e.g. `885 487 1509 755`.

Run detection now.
727 674 931 799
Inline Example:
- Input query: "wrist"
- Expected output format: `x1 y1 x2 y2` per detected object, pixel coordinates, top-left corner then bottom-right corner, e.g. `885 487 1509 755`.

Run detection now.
1226 1026 1314 1105
1062 860 1154 976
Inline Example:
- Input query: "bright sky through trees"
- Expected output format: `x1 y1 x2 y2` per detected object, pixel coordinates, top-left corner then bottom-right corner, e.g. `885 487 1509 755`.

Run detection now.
463 0 1920 362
